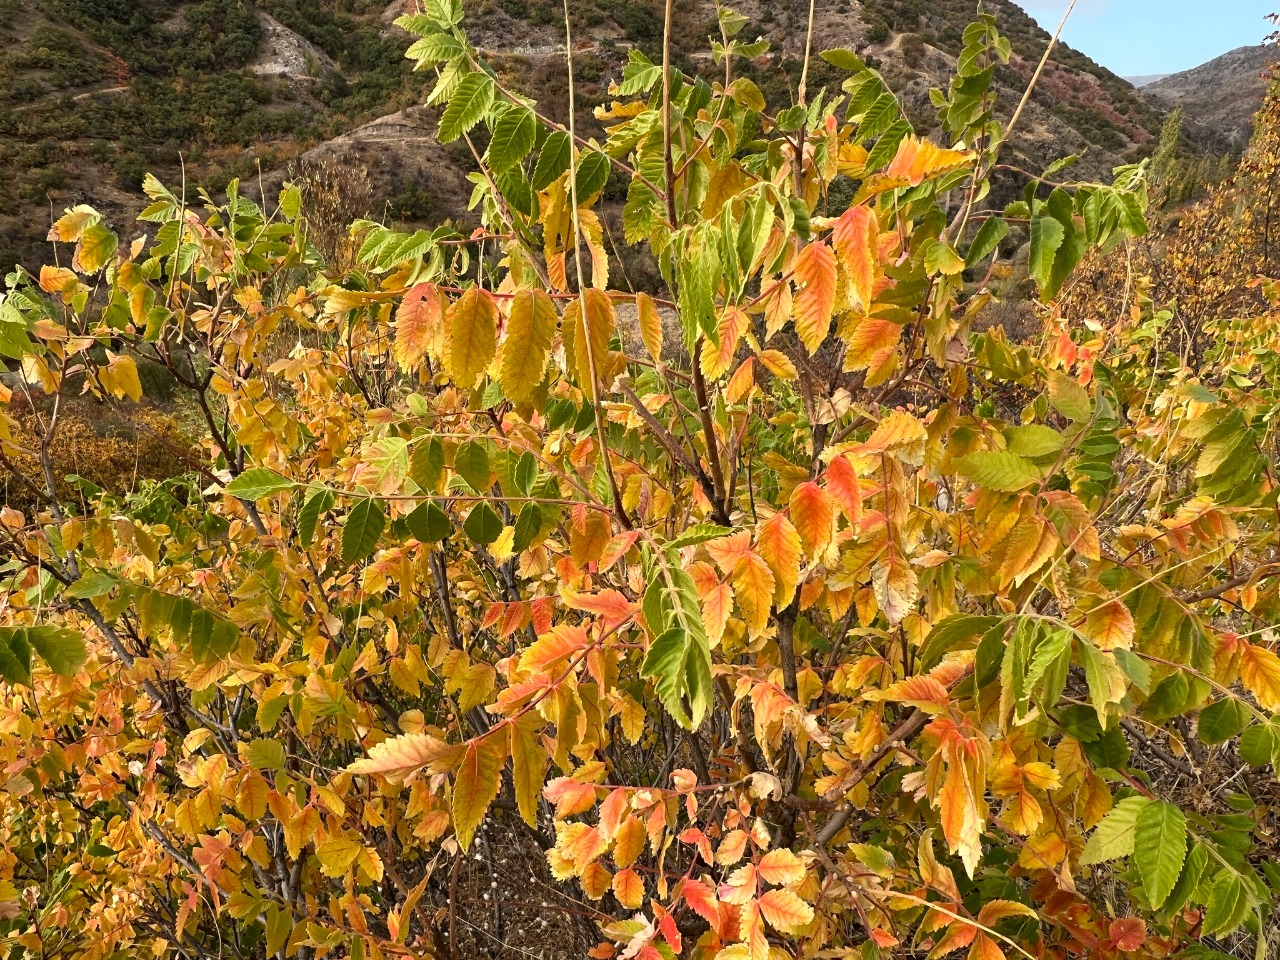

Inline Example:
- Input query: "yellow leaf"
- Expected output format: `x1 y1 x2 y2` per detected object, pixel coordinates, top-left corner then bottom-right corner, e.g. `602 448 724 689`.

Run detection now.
613 816 645 868
236 771 270 821
447 287 499 390
757 513 802 607
510 716 548 828
452 732 507 851
564 287 616 390
1085 600 1135 652
732 551 776 637
501 289 558 402
1240 643 1280 711
756 848 806 886
102 353 143 402
394 283 445 371
757 888 813 933
758 349 797 380
47 205 100 243
792 240 836 354
38 265 79 296
317 837 363 878
347 732 460 784
457 662 496 713
636 292 663 361
831 205 877 311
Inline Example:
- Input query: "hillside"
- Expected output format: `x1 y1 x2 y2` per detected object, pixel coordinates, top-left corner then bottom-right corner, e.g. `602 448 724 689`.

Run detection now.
0 0 1203 271
1145 43 1280 147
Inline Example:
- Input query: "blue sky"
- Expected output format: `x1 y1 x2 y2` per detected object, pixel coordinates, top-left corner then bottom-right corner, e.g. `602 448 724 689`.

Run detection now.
1013 1 1276 76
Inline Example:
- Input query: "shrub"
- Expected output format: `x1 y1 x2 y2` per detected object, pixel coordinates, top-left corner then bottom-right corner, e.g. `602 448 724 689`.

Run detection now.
0 9 1277 960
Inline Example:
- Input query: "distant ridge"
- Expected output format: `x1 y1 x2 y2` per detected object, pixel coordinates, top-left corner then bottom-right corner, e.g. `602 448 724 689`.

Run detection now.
1145 44 1280 146
1125 74 1168 88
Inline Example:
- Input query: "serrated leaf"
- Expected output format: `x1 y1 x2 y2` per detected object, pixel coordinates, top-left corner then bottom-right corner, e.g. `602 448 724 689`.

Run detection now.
455 441 491 492
1029 215 1065 297
406 501 451 543
453 733 506 851
501 289 557 403
488 107 537 172
532 131 572 191
10 626 88 678
447 287 498 390
1133 801 1186 908
439 73 494 143
463 502 502 545
247 738 286 771
298 489 335 547
954 451 1042 492
342 499 386 564
317 837 363 878
1081 796 1149 864
793 240 836 354
1047 370 1092 422
1197 698 1249 745
225 468 295 500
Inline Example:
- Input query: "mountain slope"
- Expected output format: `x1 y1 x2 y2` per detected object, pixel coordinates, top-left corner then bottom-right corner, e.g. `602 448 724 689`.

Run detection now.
1144 44 1280 147
0 0 1215 271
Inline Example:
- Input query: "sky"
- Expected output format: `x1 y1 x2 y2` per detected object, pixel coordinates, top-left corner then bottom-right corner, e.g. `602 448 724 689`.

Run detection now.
1013 1 1276 76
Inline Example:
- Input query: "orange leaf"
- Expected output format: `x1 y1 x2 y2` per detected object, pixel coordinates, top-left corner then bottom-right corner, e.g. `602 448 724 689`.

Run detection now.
1108 918 1146 952
792 240 837 354
1085 600 1135 651
702 581 734 645
612 867 646 909
544 777 599 817
789 481 835 557
702 307 750 380
394 282 445 371
705 530 753 575
519 624 592 675
831 205 877 311
680 877 721 929
715 829 749 866
884 136 974 185
756 513 802 607
757 888 814 933
871 675 950 713
968 934 1005 960
825 454 863 526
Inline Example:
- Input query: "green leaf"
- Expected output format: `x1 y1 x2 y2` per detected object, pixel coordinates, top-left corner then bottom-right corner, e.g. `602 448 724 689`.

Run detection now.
1133 800 1187 909
1081 796 1150 864
954 451 1042 492
667 524 732 549
23 626 88 677
405 501 451 543
298 489 335 547
1047 371 1092 422
532 132 572 191
225 468 296 500
439 74 494 143
0 632 32 687
1202 872 1250 937
1197 698 1249 745
1028 214 1065 297
512 502 542 553
279 184 302 220
463 502 502 546
1239 722 1279 767
455 441 491 492
488 107 537 172
641 626 712 731
965 216 1008 268
1079 641 1127 725
513 452 538 496
247 738 286 771
342 499 386 564
64 572 118 600
574 150 611 201
1005 424 1065 459
924 239 965 276
406 32 464 66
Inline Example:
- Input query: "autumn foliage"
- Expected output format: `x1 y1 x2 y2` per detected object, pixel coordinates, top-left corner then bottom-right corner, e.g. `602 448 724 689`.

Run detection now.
2 4 1280 960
